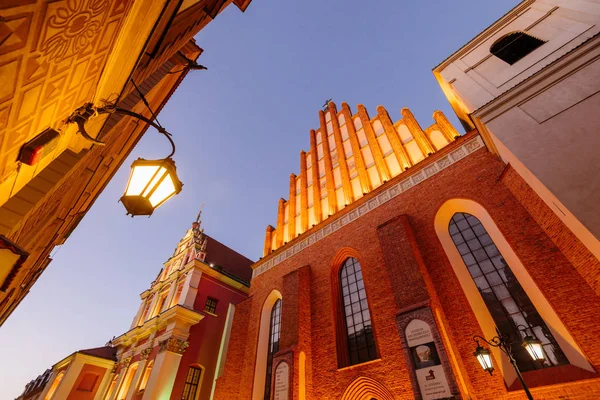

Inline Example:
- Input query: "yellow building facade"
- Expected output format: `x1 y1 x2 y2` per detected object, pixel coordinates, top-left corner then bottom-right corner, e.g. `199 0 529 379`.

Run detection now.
0 0 253 327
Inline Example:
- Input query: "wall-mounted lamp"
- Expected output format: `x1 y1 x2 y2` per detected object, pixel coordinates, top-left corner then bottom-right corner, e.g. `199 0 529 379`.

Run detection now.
67 101 182 216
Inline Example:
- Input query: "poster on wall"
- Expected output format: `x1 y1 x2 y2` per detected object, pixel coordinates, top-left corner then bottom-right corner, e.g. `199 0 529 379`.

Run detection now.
405 319 452 400
273 362 289 400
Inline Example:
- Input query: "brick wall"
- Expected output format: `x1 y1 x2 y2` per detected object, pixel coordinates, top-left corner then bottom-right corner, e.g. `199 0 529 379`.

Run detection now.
501 165 600 295
214 137 600 400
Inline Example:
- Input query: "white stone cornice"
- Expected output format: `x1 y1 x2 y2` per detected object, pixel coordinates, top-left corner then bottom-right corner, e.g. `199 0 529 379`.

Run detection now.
113 305 203 346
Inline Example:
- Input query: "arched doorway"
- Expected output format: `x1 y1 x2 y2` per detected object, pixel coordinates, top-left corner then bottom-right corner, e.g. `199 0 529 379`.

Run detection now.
341 376 394 400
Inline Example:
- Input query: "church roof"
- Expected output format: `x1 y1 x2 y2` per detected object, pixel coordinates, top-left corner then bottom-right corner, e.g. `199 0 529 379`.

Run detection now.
204 234 253 282
78 345 117 361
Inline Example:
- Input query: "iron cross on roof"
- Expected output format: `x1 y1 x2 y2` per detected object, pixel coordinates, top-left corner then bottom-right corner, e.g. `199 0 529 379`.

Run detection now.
322 99 332 111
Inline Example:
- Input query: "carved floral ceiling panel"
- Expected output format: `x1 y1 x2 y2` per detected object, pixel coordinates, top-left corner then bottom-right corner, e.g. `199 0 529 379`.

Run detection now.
0 0 131 178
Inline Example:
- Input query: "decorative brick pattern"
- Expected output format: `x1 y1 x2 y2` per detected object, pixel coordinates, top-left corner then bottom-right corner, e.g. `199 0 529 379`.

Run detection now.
253 135 485 279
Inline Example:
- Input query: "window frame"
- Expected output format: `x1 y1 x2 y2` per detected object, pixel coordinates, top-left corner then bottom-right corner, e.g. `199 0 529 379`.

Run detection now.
449 212 568 371
490 31 545 65
330 250 379 369
137 360 153 392
181 365 203 400
434 198 594 385
204 297 218 315
339 257 377 366
263 298 282 400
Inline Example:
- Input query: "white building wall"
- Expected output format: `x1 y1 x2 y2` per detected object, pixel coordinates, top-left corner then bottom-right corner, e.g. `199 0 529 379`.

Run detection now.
435 0 600 258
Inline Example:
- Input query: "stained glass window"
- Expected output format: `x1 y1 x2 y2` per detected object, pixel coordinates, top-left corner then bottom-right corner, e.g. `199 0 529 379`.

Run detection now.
340 258 377 365
449 212 568 371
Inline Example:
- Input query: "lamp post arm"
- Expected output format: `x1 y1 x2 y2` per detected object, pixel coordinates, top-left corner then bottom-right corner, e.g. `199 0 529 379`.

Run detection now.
473 335 510 356
67 103 176 158
473 334 534 400
109 107 175 158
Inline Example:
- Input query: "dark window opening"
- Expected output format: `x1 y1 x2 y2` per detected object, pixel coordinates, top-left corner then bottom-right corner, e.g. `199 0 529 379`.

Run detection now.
204 297 218 314
340 257 377 366
264 299 281 400
181 366 202 400
490 31 545 65
449 212 568 372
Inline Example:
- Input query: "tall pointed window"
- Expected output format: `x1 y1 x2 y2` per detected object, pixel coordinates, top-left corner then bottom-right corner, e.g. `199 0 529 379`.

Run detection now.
264 299 281 400
449 212 568 371
340 257 377 366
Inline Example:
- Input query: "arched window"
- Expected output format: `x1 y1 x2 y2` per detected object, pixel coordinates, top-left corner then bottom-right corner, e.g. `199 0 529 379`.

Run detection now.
490 31 545 65
181 366 203 400
138 360 153 391
44 371 65 400
117 362 139 400
449 212 568 371
171 283 184 307
340 257 377 366
263 299 282 400
104 375 118 400
154 292 169 317
139 301 152 325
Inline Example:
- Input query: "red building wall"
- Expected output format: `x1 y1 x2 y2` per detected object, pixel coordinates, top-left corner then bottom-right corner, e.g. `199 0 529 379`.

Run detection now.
215 134 600 400
170 274 248 400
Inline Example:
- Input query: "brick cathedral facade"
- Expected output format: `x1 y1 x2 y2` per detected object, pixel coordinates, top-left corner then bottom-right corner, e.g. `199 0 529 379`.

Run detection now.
213 102 600 400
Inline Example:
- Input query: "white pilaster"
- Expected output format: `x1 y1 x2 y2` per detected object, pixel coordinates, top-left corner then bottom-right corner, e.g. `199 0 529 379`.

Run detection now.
178 268 202 308
141 341 186 400
94 371 116 400
108 366 128 400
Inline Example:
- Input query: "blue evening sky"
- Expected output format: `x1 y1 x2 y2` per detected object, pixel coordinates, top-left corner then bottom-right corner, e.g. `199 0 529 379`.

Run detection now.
0 0 519 397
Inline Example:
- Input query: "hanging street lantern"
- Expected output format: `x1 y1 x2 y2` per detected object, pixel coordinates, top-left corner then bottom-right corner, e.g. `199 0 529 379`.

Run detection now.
120 158 183 216
67 89 183 216
522 334 545 363
473 341 494 375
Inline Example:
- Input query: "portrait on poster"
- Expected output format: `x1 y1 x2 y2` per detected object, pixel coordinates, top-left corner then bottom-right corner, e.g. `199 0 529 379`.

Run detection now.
410 341 441 369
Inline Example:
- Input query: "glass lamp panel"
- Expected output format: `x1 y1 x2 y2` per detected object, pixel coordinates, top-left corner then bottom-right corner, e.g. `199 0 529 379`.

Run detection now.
125 165 160 196
524 340 545 361
141 167 168 197
476 350 493 371
149 173 177 207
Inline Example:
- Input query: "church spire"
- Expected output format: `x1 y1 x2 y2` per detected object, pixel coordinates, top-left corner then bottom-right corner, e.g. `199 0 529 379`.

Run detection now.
170 206 209 263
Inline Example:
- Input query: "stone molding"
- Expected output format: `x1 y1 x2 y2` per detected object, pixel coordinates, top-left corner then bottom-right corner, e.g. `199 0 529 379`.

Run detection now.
120 356 132 368
140 348 152 359
253 135 484 278
158 338 189 354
